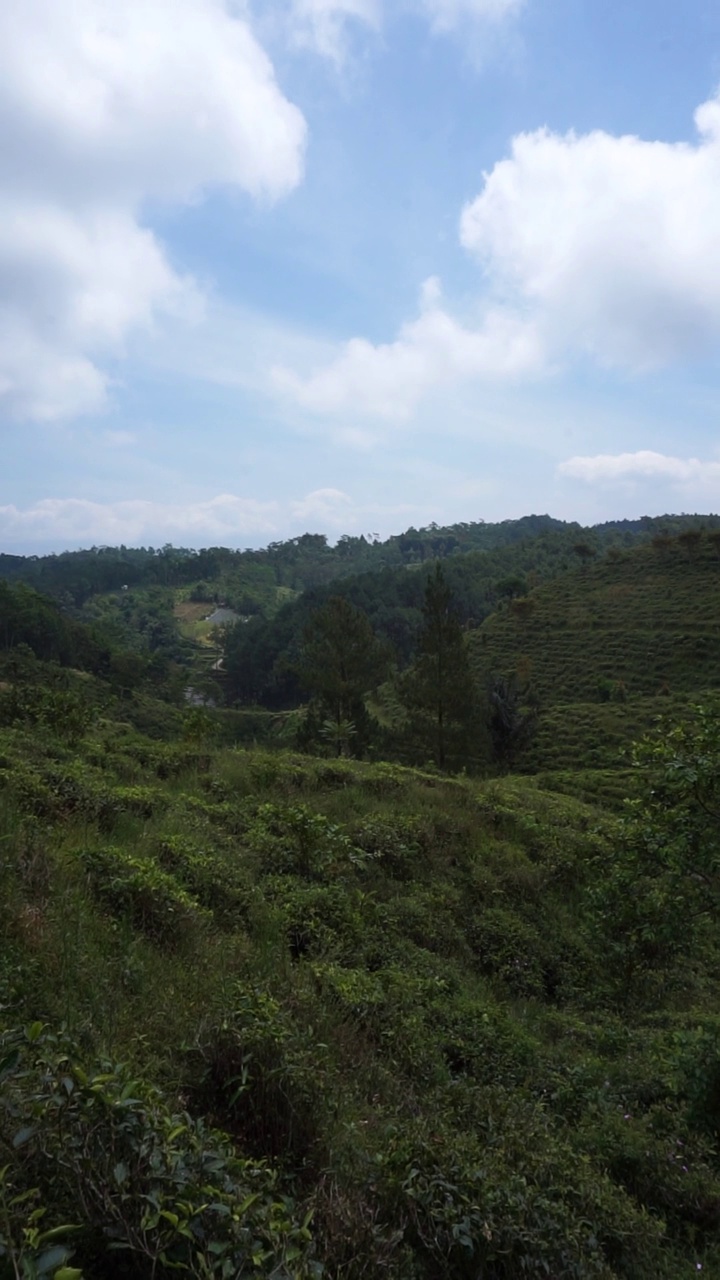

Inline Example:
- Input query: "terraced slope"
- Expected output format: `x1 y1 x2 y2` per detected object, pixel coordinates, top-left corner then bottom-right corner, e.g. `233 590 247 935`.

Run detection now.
469 534 720 769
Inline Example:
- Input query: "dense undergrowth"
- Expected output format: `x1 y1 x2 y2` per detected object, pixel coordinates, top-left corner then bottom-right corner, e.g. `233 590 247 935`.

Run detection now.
3 691 720 1279
4 524 720 1276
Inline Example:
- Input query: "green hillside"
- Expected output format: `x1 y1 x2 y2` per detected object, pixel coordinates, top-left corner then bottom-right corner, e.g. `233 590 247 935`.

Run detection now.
470 532 720 770
4 524 720 1277
3 689 720 1279
2 513 717 620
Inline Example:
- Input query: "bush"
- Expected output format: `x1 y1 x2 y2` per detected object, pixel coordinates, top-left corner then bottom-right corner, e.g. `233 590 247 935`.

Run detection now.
76 845 209 945
0 1023 319 1279
188 986 330 1175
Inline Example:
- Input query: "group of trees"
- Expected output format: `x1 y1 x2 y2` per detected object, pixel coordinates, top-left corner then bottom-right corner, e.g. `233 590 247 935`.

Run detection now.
0 565 538 772
0 580 112 672
0 580 185 709
6 512 720 775
293 565 520 772
220 516 720 713
5 511 715 617
295 596 387 757
396 565 478 770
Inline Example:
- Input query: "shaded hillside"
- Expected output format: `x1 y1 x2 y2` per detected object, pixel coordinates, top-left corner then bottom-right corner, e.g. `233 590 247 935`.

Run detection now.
470 531 720 769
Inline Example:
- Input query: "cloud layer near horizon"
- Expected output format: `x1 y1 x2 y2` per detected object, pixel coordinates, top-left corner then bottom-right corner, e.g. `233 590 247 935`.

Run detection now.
0 488 417 548
0 0 306 423
559 451 720 488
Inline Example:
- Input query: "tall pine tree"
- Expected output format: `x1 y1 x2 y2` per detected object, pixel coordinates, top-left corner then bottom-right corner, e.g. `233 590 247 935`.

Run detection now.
399 564 479 771
297 596 388 756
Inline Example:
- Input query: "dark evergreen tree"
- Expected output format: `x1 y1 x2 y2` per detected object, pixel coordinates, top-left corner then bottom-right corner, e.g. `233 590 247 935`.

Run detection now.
488 674 536 772
398 564 480 771
297 596 389 756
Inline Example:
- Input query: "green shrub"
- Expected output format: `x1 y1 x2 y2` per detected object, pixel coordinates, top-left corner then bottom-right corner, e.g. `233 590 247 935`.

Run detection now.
468 907 549 998
261 876 369 963
247 803 358 879
156 835 253 925
351 815 423 879
188 986 330 1175
76 845 209 945
0 1023 318 1279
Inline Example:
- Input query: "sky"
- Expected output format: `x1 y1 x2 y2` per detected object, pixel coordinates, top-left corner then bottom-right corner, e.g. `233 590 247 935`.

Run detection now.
2 0 720 552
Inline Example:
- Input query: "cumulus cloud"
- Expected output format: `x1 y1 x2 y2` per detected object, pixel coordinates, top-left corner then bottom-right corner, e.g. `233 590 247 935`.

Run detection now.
281 92 720 422
274 277 544 419
558 452 720 487
461 94 720 369
0 0 306 422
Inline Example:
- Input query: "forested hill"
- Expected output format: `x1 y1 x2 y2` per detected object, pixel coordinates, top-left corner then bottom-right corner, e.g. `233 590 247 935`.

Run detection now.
4 512 720 772
3 512 718 612
219 515 720 709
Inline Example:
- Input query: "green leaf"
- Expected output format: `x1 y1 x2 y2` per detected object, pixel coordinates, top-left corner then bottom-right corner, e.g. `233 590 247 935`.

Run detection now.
236 1194 260 1216
37 1227 81 1244
25 1022 45 1044
0 1049 20 1079
8 1188 38 1208
53 1269 83 1280
35 1245 70 1275
12 1126 37 1148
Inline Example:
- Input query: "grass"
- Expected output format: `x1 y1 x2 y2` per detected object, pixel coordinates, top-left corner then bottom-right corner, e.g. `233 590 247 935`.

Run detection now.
173 600 210 624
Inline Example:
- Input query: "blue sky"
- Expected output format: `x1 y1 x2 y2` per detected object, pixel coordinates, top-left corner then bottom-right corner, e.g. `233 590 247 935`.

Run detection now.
2 0 720 551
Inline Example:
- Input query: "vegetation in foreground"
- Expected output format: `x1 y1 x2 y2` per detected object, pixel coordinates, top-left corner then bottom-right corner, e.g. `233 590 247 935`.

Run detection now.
3 517 720 1277
2 673 720 1275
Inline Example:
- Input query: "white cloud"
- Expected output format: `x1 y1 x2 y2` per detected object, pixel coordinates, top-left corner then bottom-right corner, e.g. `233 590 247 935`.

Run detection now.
0 495 281 547
286 0 380 61
0 488 419 549
420 0 523 33
280 0 519 60
274 277 544 419
461 93 720 369
0 0 306 422
290 487 354 523
558 451 720 487
280 92 720 423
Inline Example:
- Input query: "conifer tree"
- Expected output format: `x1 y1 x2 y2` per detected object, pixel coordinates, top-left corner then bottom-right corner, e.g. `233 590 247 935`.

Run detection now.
297 596 388 755
399 563 479 771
